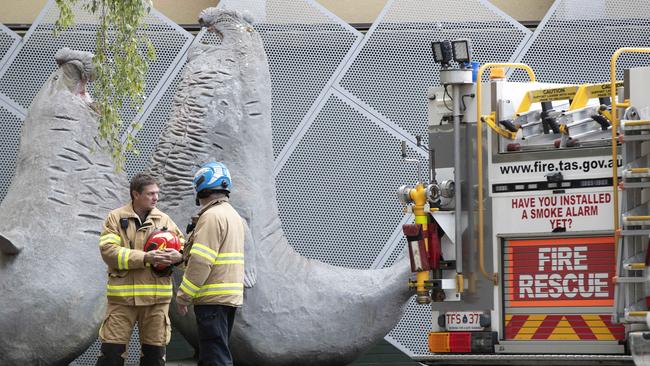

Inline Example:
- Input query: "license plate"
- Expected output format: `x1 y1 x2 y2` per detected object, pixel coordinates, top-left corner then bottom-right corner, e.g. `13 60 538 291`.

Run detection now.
445 311 484 331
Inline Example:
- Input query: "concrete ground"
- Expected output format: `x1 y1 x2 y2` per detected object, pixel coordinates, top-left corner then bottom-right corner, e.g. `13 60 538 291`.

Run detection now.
165 359 197 365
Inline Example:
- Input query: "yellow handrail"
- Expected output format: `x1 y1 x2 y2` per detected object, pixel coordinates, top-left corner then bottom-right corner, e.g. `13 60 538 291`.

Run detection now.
476 63 536 282
610 48 650 236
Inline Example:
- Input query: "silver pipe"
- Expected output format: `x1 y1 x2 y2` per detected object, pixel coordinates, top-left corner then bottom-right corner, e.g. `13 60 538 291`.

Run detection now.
452 84 463 274
429 146 436 183
566 117 596 128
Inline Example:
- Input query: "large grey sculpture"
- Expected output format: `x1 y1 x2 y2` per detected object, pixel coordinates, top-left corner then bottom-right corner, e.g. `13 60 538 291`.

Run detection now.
0 49 128 365
149 8 412 365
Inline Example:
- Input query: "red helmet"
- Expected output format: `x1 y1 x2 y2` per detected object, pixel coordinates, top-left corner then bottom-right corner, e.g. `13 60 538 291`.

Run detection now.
145 230 182 272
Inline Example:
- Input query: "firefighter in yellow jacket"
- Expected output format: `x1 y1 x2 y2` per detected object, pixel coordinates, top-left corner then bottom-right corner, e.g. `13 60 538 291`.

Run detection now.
97 173 185 366
176 162 245 366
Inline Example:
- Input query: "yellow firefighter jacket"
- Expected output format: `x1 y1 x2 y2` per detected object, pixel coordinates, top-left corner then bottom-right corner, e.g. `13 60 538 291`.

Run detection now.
99 203 184 306
177 196 245 307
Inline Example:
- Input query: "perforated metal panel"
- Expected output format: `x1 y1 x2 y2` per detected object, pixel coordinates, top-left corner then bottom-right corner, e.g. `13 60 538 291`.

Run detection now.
8 0 635 362
386 296 435 357
0 0 193 123
276 91 426 268
322 0 533 356
0 102 24 202
0 25 24 204
0 23 20 69
335 0 531 148
219 0 362 159
69 325 143 366
512 0 650 83
381 237 407 268
124 65 185 179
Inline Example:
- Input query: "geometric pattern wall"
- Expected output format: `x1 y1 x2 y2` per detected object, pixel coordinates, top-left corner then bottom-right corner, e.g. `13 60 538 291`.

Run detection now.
0 23 20 71
125 0 364 177
0 24 22 202
3 0 648 362
512 0 650 83
0 0 193 205
324 0 532 356
0 102 23 202
0 0 534 362
275 90 427 269
220 0 364 159
335 0 532 148
0 1 193 117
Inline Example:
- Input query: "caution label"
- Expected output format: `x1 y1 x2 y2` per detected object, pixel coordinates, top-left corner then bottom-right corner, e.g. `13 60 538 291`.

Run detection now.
504 236 615 307
529 86 579 102
586 81 624 98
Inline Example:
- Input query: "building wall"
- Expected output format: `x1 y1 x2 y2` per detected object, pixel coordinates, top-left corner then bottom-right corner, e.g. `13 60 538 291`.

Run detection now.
1 0 552 26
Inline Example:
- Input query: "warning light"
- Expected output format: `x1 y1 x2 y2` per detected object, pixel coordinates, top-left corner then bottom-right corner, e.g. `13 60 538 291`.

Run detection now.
428 332 497 353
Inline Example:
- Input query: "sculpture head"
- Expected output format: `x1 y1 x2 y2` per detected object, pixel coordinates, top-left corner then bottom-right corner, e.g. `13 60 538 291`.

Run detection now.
52 48 95 103
198 8 256 45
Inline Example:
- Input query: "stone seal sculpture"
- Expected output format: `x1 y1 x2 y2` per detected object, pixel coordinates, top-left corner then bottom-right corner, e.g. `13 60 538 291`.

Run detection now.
149 8 412 365
0 48 128 365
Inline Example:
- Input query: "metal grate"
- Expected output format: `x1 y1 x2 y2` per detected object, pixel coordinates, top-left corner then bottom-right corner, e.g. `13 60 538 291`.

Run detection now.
386 296 434 357
219 0 362 159
335 0 531 148
124 66 185 179
11 0 644 362
0 102 24 203
276 92 426 268
0 23 20 70
0 0 193 123
382 237 407 268
511 0 650 83
70 325 143 366
326 0 532 356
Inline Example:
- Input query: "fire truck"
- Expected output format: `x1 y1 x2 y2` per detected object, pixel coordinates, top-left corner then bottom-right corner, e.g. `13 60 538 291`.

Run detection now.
398 44 650 364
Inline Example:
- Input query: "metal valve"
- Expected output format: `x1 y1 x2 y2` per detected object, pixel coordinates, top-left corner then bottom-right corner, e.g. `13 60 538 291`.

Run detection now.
397 185 413 205
425 184 440 206
440 180 455 198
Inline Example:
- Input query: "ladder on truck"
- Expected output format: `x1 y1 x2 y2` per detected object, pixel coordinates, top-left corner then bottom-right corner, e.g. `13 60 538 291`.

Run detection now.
612 48 650 364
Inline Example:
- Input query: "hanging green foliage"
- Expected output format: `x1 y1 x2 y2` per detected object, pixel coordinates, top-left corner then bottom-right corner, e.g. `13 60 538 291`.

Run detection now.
55 0 156 172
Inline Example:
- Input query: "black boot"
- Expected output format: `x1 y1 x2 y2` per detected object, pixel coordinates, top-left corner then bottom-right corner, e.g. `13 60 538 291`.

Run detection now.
96 343 126 366
140 344 166 366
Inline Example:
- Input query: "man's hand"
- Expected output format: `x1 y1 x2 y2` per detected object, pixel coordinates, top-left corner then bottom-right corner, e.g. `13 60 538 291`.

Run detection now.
176 301 188 316
165 249 183 265
144 250 173 266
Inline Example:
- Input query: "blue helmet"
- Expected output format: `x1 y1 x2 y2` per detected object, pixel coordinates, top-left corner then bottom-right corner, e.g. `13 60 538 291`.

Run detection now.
193 162 232 193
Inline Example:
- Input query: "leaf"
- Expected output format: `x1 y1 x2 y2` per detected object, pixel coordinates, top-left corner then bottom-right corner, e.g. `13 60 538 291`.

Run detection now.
53 0 154 172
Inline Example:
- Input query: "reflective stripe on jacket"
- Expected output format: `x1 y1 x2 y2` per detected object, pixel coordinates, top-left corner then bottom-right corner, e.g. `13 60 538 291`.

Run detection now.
177 196 245 307
99 203 184 306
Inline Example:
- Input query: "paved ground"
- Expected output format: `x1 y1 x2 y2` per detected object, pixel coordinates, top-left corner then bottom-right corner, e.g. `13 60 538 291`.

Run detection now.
165 360 197 366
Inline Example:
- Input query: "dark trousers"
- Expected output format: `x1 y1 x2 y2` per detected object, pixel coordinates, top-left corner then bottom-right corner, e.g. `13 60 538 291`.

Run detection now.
194 304 237 366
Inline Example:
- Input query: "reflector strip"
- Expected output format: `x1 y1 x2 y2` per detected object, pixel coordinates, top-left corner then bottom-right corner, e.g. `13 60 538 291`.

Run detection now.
117 247 130 270
106 284 172 297
190 243 219 262
505 314 624 340
99 233 121 246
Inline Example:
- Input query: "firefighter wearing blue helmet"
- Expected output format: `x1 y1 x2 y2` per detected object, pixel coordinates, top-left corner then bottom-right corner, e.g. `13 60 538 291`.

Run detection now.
192 162 232 197
176 161 245 366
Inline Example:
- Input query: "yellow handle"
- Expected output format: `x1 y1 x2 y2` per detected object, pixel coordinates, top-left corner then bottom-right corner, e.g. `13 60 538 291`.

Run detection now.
483 112 518 140
623 215 650 221
610 48 650 235
623 120 650 127
476 63 536 282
